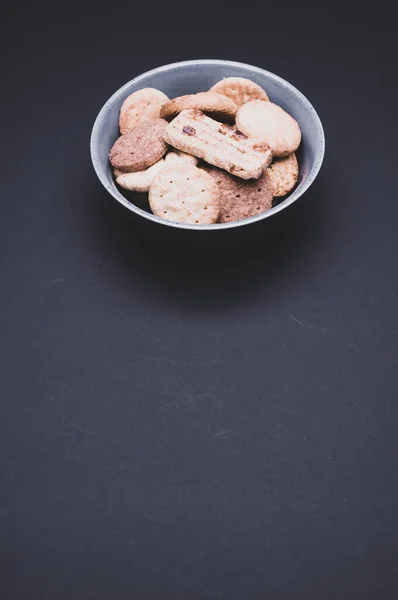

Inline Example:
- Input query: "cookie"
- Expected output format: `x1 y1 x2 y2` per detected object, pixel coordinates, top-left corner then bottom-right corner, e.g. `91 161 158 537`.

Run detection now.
236 100 301 157
119 88 170 134
165 150 199 166
115 159 166 192
210 77 269 107
203 166 273 223
149 163 220 225
109 118 168 173
160 92 237 123
267 153 299 197
113 168 124 178
163 109 272 180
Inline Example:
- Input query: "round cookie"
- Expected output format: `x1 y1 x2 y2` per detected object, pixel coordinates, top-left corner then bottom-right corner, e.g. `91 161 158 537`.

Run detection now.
109 118 168 173
160 92 237 123
149 163 220 225
165 150 199 166
267 153 299 197
236 100 301 157
210 77 269 107
119 88 170 134
116 159 166 192
203 166 273 223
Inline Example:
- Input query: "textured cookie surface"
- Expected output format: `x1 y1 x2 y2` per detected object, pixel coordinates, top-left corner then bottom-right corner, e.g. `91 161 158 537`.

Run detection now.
236 101 301 157
203 166 273 223
109 119 168 173
210 77 269 107
164 110 272 180
160 92 237 122
149 163 220 225
116 159 166 192
119 88 169 134
267 153 299 197
165 150 199 166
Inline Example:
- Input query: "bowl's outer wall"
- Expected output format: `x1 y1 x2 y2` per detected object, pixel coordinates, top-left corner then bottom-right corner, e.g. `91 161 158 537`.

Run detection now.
91 60 325 230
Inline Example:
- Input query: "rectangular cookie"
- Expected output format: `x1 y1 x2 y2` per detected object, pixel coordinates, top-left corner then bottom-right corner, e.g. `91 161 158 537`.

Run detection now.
163 109 272 180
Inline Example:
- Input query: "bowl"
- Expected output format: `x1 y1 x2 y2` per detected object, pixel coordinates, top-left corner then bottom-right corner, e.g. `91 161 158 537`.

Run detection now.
90 59 325 231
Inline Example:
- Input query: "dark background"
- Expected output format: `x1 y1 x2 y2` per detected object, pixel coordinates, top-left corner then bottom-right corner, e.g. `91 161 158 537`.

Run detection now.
1 5 398 599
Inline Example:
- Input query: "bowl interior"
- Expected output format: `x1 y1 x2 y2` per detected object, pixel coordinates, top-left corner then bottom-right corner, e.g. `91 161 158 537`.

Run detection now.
91 60 325 229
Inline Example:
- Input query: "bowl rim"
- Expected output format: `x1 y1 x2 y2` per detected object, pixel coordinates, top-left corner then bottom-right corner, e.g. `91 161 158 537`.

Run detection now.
90 59 325 231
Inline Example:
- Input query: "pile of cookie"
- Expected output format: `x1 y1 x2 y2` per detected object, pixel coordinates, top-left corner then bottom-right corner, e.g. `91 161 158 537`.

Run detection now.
109 77 301 225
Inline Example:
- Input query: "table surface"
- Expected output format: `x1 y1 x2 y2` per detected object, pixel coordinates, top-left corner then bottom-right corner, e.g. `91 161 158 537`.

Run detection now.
1 7 398 600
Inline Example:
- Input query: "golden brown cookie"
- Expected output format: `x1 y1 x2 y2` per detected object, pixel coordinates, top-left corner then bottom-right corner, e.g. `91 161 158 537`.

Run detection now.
109 118 168 173
236 100 301 157
267 153 299 197
160 92 237 123
115 159 166 192
165 150 199 166
210 77 269 107
119 88 169 134
203 166 273 223
163 109 272 180
149 163 220 225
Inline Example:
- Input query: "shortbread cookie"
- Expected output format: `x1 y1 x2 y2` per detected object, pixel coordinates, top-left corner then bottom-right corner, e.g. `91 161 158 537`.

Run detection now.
149 163 220 225
160 92 237 123
164 110 272 180
165 150 199 166
119 88 169 134
267 153 299 197
116 159 166 192
203 166 273 223
236 101 301 157
210 77 269 107
113 168 124 178
109 118 168 173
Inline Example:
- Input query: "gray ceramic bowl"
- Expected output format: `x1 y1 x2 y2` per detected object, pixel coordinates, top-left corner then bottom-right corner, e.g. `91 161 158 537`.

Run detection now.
90 59 325 231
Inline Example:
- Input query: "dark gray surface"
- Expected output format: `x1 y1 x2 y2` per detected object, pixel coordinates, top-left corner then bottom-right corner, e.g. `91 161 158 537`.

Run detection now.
91 59 324 229
1 7 398 600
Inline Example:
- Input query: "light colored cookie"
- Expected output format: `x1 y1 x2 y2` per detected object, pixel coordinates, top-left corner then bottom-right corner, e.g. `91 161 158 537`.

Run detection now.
113 168 124 178
115 159 166 192
160 92 237 122
149 163 220 225
210 77 269 107
236 100 301 157
119 88 170 134
165 150 198 166
203 166 273 223
267 153 299 197
163 109 272 180
109 118 168 173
